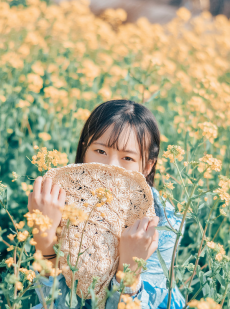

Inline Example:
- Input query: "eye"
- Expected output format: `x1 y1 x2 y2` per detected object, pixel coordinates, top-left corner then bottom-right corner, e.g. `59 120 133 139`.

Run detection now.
95 149 106 155
123 157 134 162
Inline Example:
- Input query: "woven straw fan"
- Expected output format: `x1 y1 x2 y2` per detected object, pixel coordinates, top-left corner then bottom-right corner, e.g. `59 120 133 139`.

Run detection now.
42 162 156 308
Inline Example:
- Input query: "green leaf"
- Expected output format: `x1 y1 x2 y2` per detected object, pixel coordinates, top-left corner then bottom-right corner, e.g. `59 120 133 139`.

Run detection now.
89 286 98 309
53 244 64 257
145 90 161 103
216 274 225 288
182 171 196 184
65 280 78 308
80 290 86 307
155 225 178 235
67 254 78 272
157 249 169 279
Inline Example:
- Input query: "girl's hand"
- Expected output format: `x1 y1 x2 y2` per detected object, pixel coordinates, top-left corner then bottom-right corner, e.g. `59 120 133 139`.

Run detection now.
27 176 66 253
117 216 159 279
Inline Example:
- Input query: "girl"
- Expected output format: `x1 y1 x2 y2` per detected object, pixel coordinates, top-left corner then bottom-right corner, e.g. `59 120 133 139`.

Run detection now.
29 100 185 309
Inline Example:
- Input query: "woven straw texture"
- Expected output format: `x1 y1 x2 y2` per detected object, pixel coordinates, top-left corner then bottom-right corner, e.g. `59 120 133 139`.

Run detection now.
42 163 155 308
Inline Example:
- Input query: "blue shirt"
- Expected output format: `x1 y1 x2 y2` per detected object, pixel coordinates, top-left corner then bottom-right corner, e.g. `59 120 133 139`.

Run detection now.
32 187 185 309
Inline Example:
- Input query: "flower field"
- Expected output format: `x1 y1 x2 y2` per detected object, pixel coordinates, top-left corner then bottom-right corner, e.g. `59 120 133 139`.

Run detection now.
0 0 230 308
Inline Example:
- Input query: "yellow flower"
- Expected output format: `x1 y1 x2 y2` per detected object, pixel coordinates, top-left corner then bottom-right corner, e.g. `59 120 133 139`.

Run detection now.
16 100 30 108
12 171 19 182
116 270 125 280
31 147 68 172
163 145 185 163
50 268 62 277
38 132 51 141
16 281 23 290
32 228 39 234
32 262 42 272
17 230 29 242
61 204 88 225
198 122 218 144
5 257 14 267
215 253 223 262
160 135 168 142
24 209 52 231
118 295 141 309
7 234 16 241
207 241 215 249
73 108 91 121
33 250 43 260
165 182 174 190
15 221 25 229
199 154 222 172
30 238 37 245
188 297 221 309
176 7 191 21
7 245 14 251
220 208 227 216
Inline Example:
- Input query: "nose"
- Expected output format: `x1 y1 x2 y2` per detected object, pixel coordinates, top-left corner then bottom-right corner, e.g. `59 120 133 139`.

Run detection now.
108 156 120 168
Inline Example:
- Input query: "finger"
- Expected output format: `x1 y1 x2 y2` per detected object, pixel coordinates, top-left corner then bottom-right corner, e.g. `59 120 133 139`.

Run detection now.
51 184 61 201
42 177 53 196
58 188 66 208
129 219 141 233
147 216 159 229
147 230 159 255
137 217 150 233
146 216 159 238
33 176 42 199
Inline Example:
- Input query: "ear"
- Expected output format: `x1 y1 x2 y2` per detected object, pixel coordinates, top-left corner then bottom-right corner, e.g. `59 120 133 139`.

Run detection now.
143 159 157 177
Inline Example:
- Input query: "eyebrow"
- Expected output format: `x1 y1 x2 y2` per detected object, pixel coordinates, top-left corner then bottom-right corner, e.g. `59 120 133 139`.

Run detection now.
92 142 139 155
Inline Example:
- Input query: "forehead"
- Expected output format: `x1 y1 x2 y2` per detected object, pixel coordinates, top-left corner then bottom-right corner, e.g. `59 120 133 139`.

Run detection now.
94 124 140 154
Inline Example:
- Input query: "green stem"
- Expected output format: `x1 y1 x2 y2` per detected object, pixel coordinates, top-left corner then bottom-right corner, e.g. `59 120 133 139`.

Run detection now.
70 205 98 307
185 198 220 303
220 283 229 308
0 199 18 233
49 242 62 309
166 181 198 309
174 161 189 198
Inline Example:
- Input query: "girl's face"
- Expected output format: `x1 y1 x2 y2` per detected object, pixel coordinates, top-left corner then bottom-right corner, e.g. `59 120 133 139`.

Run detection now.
83 125 154 177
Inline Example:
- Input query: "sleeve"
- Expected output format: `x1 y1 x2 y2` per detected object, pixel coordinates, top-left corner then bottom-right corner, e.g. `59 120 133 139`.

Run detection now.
105 277 148 309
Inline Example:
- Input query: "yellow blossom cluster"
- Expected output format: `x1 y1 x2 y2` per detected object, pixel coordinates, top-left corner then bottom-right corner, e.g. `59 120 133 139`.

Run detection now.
12 171 20 182
17 230 29 242
206 241 228 262
61 203 88 225
198 122 218 144
24 209 53 232
5 257 14 267
0 181 7 194
116 270 139 291
19 268 36 282
188 297 221 309
92 187 113 206
21 182 33 196
163 145 185 163
198 154 222 173
73 108 91 121
213 176 230 207
31 146 68 172
118 295 141 309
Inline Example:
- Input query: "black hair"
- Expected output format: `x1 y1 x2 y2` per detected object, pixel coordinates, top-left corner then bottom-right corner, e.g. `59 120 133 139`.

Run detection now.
75 100 160 187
